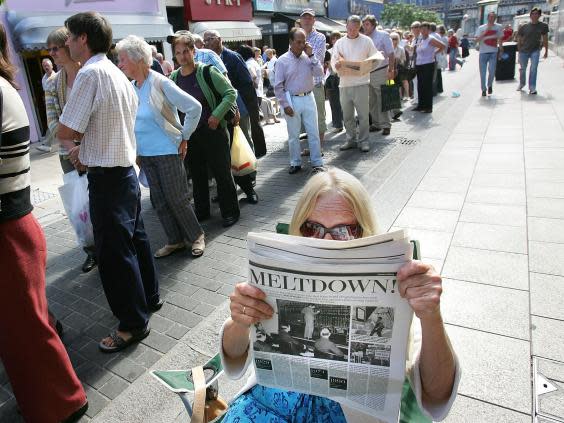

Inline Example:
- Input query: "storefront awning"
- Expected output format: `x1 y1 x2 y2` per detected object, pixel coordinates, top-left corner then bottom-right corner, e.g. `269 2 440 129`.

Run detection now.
7 12 173 51
314 17 346 34
190 21 262 42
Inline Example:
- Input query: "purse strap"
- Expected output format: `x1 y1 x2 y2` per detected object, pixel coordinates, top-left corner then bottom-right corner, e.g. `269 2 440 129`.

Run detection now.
0 88 4 166
190 366 207 423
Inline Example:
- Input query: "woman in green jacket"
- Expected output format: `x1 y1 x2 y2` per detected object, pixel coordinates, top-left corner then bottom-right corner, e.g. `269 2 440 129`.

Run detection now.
169 31 240 227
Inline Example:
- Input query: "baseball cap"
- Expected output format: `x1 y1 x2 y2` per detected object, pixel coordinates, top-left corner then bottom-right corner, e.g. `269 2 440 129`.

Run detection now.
166 30 191 45
300 8 315 17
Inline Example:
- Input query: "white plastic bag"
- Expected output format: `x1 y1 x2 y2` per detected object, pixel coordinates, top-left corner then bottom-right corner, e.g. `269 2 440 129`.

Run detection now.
58 170 94 248
231 125 257 177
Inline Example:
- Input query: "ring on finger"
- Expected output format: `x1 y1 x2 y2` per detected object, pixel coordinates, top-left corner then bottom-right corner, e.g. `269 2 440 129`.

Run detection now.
243 306 246 315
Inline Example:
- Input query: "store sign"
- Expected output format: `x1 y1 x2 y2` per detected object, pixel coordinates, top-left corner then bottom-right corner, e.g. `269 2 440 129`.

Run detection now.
184 0 252 20
258 21 288 35
254 0 325 14
327 0 384 20
4 0 159 13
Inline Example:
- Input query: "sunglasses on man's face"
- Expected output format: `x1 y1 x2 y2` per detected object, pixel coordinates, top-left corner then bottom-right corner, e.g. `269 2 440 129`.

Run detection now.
300 221 362 241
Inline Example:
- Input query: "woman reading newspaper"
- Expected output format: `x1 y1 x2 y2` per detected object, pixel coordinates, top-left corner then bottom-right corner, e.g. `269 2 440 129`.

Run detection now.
220 168 460 422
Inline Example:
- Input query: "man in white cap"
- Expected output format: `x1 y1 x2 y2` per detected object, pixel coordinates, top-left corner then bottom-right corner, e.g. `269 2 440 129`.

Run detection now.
314 328 344 357
299 8 327 152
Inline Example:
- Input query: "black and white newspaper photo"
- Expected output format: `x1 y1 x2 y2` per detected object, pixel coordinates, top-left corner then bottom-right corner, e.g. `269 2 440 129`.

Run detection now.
246 230 415 423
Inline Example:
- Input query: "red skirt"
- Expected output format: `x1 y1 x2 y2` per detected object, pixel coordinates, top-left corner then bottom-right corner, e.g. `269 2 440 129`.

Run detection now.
0 213 86 423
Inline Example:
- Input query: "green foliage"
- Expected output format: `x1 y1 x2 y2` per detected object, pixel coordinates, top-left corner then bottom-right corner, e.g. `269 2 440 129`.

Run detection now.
381 3 443 29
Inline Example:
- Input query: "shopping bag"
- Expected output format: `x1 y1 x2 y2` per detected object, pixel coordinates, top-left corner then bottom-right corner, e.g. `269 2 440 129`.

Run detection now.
381 80 402 112
231 125 257 176
58 170 94 248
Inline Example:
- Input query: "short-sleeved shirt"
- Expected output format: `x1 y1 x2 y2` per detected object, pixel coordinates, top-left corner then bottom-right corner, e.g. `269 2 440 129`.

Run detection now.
367 29 394 68
306 29 326 85
175 71 211 129
475 23 503 54
194 48 228 74
518 22 549 53
59 53 138 167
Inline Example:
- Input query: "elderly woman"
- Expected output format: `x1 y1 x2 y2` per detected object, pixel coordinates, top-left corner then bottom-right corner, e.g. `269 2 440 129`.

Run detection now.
415 22 445 113
169 31 240 227
220 168 460 422
116 35 205 258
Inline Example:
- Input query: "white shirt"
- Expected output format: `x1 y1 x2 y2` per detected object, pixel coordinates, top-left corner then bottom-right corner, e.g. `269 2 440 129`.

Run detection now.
331 34 378 88
246 58 264 98
59 53 138 167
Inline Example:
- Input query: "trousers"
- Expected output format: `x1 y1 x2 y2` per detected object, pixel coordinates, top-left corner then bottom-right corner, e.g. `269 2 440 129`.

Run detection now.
340 84 370 143
284 93 323 167
88 166 159 331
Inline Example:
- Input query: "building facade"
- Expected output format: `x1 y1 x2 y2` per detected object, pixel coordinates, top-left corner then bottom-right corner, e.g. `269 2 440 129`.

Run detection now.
2 0 172 143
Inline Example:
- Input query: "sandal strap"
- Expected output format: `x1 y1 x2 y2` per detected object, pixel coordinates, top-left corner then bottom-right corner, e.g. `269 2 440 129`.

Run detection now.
108 331 126 348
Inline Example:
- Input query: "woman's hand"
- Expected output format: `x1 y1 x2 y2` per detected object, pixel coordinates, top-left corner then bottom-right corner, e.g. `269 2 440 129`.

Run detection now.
397 260 442 322
178 140 188 160
208 115 220 130
229 282 274 328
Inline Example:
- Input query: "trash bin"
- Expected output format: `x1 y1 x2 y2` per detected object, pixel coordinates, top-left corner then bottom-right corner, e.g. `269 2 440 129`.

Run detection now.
496 41 517 80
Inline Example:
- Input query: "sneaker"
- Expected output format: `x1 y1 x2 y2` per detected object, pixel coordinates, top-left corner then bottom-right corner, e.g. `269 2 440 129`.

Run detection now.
516 84 524 91
339 140 357 151
36 144 52 152
487 86 493 95
481 90 487 97
392 111 403 120
382 128 391 136
529 89 537 95
360 141 370 152
311 166 326 174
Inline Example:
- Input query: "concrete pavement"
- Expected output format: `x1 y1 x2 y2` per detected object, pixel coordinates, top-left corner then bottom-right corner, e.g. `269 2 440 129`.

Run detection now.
1 50 563 422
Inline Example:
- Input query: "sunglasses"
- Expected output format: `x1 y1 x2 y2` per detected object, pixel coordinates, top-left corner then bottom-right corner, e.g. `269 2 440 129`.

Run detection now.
47 46 61 53
300 221 362 241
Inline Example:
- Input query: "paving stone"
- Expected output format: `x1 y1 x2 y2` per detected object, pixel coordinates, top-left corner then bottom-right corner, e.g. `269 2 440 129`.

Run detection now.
164 291 198 311
451 222 528 254
459 203 526 227
78 340 117 367
406 190 465 211
470 172 525 189
531 316 564 363
195 289 227 306
528 217 564 244
63 311 96 333
527 181 564 198
416 176 470 193
48 300 74 320
141 331 177 354
106 357 146 383
466 186 526 205
84 323 113 341
394 207 459 232
166 324 190 340
442 279 530 340
77 362 114 389
135 349 163 368
390 226 452 260
443 395 531 423
83 386 110 418
446 325 531 414
530 273 564 321
525 150 564 169
443 246 529 290
147 314 175 334
167 281 199 297
526 168 564 182
528 197 564 219
529 241 564 276
192 302 215 317
98 376 130 400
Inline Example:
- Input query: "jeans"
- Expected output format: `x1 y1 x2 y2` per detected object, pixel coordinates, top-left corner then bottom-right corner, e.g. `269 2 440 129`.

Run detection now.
88 166 159 332
479 52 498 91
284 93 323 167
449 49 463 70
519 49 541 91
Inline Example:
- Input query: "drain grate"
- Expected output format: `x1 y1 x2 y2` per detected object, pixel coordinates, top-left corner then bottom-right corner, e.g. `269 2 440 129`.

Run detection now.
31 189 56 205
394 137 420 146
534 357 564 422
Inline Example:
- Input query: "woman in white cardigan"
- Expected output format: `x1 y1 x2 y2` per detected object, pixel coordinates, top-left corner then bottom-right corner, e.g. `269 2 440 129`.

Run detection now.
219 168 460 422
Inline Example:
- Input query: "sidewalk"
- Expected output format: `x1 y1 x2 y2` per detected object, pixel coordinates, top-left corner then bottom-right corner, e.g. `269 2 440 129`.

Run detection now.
1 51 563 422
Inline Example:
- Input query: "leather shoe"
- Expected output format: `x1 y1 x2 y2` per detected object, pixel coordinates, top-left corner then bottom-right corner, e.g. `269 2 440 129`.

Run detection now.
288 165 302 174
223 214 239 227
245 190 259 204
82 254 97 273
382 128 391 135
148 298 164 312
369 125 381 132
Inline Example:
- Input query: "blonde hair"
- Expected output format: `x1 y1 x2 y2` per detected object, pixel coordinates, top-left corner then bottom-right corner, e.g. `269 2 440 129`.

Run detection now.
289 168 379 237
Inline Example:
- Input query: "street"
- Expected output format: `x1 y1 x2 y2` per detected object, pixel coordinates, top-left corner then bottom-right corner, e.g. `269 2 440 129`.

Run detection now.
1 50 563 422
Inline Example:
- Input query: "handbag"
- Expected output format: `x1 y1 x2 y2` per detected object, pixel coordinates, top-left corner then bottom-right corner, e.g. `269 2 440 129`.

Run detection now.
190 366 228 423
231 125 257 176
381 80 402 112
202 64 238 124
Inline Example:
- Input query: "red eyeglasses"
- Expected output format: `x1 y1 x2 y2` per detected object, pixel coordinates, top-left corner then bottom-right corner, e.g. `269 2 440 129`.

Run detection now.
300 221 362 241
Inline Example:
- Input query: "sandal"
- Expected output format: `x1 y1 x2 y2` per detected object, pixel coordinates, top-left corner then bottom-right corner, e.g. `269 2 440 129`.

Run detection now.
191 234 205 257
99 327 150 353
154 242 185 258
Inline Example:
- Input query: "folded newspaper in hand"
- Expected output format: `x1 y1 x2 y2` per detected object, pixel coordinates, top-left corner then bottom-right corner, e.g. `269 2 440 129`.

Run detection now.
337 52 385 76
247 230 414 423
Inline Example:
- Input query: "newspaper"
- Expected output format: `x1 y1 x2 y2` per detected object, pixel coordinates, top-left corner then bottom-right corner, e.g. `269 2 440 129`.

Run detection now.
247 229 414 423
337 52 385 76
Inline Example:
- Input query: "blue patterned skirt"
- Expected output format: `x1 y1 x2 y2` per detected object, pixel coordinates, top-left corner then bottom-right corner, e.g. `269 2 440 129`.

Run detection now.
222 384 347 423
